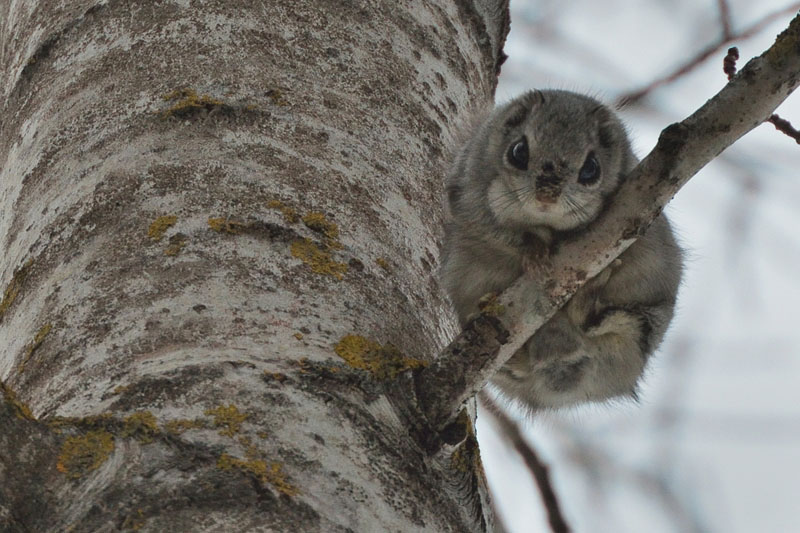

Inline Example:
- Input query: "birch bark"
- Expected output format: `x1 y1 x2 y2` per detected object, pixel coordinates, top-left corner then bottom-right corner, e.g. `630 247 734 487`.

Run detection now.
0 1 508 531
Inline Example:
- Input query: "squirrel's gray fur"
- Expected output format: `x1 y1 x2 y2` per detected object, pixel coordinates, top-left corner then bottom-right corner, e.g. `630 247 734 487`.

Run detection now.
440 90 683 410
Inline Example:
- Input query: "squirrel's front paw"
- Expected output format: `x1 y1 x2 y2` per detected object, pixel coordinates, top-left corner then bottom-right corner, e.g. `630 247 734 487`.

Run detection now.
520 232 552 277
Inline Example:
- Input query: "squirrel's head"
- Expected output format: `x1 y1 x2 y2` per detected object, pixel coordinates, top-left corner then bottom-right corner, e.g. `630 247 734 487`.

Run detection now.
462 90 634 233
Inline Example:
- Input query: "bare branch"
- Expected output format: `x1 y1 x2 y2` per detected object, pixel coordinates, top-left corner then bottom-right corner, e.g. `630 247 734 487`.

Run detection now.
768 113 800 143
481 394 571 533
616 3 800 106
413 13 800 436
717 0 733 39
722 45 800 144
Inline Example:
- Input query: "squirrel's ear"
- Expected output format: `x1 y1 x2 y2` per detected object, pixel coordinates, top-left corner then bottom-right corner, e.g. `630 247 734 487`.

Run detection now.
598 120 616 149
519 89 545 108
502 90 543 132
590 105 620 150
444 183 463 221
446 183 462 208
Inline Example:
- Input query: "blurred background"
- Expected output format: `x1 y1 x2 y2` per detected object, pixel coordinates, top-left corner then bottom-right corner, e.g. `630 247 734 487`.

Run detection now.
476 1 800 532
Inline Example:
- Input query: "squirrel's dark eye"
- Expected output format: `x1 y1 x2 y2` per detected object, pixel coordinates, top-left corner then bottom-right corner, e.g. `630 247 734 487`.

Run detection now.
578 152 601 185
507 137 529 170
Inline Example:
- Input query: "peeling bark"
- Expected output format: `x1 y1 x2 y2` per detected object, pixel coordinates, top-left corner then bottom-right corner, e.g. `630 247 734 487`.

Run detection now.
0 1 509 531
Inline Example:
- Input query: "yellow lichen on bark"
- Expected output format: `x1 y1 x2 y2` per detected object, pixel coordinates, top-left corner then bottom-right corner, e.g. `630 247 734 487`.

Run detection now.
1 382 35 420
122 411 159 443
217 453 299 496
208 217 249 234
18 323 52 373
147 216 177 241
164 233 187 256
290 239 347 279
266 89 288 107
205 404 248 437
476 293 505 317
449 410 481 474
161 88 224 118
0 259 33 321
267 200 300 223
302 212 339 240
56 430 115 479
263 371 287 383
334 334 427 380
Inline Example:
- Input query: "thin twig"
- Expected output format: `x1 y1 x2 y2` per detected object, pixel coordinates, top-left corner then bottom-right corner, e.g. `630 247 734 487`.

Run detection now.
616 2 800 106
768 114 800 143
481 394 571 533
717 0 733 39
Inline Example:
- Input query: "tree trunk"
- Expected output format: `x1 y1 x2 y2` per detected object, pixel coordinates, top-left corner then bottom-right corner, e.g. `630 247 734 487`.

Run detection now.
0 1 509 531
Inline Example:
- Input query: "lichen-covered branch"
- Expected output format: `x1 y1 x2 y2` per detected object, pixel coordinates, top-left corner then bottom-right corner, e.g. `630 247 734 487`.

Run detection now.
416 13 800 433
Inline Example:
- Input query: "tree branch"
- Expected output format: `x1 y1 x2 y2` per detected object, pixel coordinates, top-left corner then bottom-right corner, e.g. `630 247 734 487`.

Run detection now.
768 113 800 143
481 395 571 533
717 0 733 40
414 13 800 435
723 45 800 144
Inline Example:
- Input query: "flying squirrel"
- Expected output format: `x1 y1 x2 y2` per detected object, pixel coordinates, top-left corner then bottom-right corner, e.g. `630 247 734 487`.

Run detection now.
440 90 684 410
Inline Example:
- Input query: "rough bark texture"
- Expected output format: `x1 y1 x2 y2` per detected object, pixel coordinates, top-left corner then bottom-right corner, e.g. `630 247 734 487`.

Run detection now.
0 1 509 531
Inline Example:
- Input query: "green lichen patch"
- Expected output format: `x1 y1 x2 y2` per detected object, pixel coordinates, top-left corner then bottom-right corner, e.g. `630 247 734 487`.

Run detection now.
208 217 249 234
302 212 339 240
205 404 247 437
147 215 177 241
122 411 159 443
217 453 299 496
18 323 52 373
291 239 348 280
163 418 206 435
0 258 33 321
1 381 35 420
164 233 188 256
375 257 391 272
56 430 115 479
333 334 427 380
161 88 225 118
